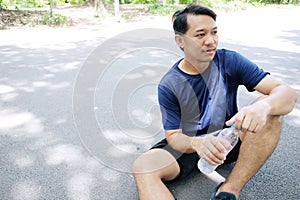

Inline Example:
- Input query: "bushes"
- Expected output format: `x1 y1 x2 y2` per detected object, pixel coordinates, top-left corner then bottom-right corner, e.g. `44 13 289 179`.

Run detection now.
147 4 179 15
0 0 87 9
132 0 158 4
1 0 45 9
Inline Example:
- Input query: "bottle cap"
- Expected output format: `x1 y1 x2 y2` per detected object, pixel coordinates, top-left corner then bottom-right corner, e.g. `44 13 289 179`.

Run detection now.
231 123 235 130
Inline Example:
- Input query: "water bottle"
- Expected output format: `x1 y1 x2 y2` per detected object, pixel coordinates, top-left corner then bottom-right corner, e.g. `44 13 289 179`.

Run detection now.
197 124 239 174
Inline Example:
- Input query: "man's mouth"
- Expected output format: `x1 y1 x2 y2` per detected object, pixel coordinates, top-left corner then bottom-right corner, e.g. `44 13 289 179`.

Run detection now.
204 48 216 55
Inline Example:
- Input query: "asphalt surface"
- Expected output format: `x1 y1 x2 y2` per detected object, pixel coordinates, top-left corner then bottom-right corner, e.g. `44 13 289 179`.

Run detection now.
0 6 300 200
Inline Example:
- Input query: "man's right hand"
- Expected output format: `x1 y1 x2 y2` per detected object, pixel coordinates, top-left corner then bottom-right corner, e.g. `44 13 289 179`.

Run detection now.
195 135 227 166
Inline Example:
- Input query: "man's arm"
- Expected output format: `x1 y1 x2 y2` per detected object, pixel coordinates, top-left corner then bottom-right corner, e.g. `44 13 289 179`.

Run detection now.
254 75 297 115
165 129 227 166
227 75 297 133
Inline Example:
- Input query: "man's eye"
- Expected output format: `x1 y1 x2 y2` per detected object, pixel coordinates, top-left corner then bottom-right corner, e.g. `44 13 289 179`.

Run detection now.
212 30 218 35
195 33 205 38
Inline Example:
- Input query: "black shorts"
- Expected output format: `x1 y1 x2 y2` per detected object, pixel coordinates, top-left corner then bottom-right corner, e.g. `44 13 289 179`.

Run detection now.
150 138 241 182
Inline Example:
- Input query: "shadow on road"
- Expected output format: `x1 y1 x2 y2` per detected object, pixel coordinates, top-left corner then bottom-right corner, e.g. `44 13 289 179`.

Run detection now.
0 24 299 199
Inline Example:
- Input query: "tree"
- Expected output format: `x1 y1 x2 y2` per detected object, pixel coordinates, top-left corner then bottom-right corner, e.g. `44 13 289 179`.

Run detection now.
94 0 108 18
49 0 54 17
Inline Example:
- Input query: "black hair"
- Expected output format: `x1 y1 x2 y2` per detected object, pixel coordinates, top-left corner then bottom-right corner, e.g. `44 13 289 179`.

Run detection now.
172 4 217 35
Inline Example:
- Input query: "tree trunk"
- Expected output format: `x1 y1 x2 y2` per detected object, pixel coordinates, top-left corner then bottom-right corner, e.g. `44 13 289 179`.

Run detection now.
49 0 54 17
94 0 108 18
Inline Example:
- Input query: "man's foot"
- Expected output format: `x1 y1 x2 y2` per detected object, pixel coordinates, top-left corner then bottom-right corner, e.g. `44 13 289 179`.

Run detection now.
210 182 237 200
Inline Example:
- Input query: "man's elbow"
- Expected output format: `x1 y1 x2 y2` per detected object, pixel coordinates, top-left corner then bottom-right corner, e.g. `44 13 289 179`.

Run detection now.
165 129 182 143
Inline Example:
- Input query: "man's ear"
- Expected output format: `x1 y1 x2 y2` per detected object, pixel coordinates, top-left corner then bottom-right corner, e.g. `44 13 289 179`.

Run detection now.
174 34 184 50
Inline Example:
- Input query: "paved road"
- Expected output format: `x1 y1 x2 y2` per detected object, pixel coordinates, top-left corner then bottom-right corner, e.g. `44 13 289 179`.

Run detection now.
0 6 300 200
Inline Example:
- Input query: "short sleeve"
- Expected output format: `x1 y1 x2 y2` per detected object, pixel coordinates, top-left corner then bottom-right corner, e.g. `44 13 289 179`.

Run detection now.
158 85 181 130
232 52 269 91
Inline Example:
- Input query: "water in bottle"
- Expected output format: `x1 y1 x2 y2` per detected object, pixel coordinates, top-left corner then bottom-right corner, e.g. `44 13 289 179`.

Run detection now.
198 124 239 174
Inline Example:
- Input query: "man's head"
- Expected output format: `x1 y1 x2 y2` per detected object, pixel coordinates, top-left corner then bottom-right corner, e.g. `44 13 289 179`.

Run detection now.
172 4 217 35
172 4 218 65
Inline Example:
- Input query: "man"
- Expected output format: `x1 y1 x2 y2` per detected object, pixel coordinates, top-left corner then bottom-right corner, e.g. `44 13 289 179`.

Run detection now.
132 4 297 200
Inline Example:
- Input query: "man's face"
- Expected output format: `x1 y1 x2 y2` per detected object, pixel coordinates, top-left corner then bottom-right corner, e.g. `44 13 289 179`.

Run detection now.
179 14 219 64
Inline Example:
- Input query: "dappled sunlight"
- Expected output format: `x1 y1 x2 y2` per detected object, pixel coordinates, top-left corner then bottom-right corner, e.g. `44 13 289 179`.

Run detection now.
31 81 48 87
290 84 300 91
0 84 18 101
251 59 272 65
124 73 144 80
0 84 15 94
53 117 68 125
28 80 71 91
102 128 160 157
10 151 36 169
0 109 44 138
143 69 157 76
123 68 159 80
1 28 98 51
44 144 84 166
127 92 162 130
107 144 138 156
271 72 292 81
103 128 161 144
29 133 62 151
277 29 300 48
11 180 41 200
15 156 35 168
67 173 94 200
131 108 157 128
47 81 70 90
149 50 174 58
0 79 71 103
148 94 158 103
100 167 121 182
102 129 131 141
41 73 55 79
44 61 81 73
12 81 35 93
120 53 135 59
287 107 300 126
0 6 298 199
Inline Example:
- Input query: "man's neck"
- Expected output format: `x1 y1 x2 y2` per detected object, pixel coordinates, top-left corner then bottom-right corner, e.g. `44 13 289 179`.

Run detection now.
179 59 211 75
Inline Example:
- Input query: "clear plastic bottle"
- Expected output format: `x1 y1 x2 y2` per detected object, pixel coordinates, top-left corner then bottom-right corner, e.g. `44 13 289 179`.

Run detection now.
197 124 239 174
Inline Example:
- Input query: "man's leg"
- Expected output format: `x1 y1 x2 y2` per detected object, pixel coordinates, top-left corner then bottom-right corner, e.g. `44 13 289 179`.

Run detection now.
218 114 282 198
132 148 180 200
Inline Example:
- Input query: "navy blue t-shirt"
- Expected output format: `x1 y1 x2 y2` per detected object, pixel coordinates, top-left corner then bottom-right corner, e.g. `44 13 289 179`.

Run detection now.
158 49 269 136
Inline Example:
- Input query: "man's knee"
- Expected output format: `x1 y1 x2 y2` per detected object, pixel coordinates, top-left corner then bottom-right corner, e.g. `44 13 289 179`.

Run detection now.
132 152 151 176
263 115 283 135
132 149 180 181
132 149 168 175
238 114 283 146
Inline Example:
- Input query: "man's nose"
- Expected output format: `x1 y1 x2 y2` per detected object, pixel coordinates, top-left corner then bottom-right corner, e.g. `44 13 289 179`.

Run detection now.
204 35 215 45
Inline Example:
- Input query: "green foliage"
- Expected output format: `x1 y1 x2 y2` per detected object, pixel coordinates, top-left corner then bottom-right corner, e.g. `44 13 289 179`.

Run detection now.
147 4 179 15
1 0 298 11
121 11 136 19
0 0 7 9
41 12 71 25
198 0 214 7
69 0 85 5
27 11 72 26
16 0 45 8
123 0 133 3
55 0 67 6
1 0 45 9
212 0 248 11
0 0 86 9
133 0 157 4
